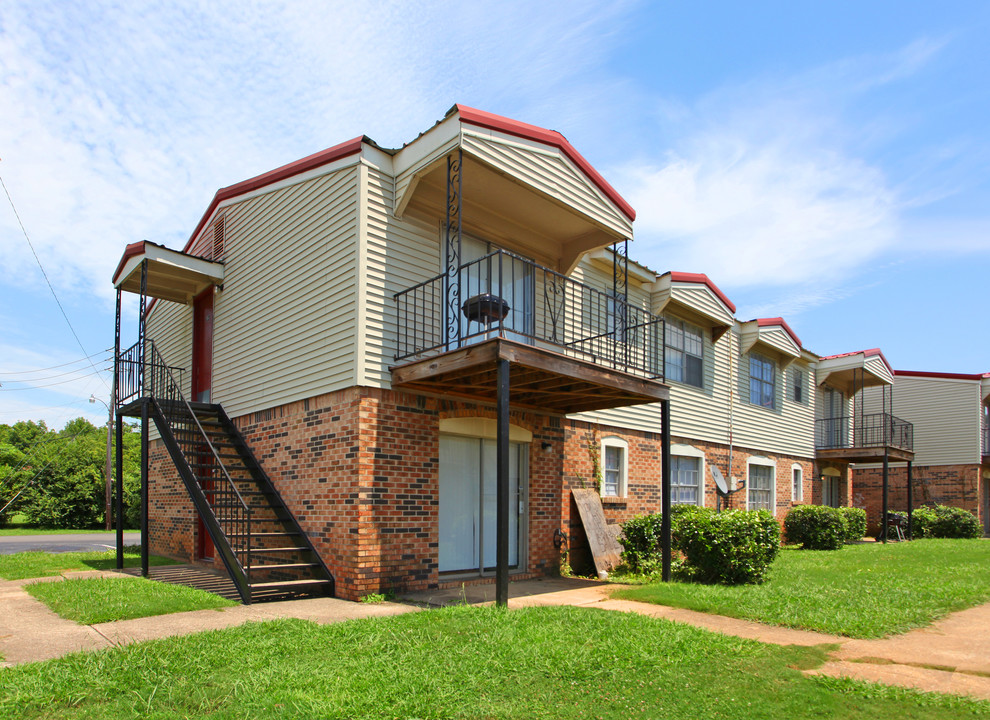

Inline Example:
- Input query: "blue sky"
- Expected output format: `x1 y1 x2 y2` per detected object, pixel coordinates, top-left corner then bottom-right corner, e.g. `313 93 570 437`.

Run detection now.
1 0 988 428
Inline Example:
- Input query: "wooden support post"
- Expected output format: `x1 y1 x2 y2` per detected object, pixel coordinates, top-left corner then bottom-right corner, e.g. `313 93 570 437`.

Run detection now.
495 357 510 607
881 448 889 544
141 400 150 577
660 398 672 582
907 460 914 541
115 411 124 569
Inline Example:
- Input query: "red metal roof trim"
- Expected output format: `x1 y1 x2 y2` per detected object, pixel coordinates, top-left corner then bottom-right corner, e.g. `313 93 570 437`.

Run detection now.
895 369 988 381
182 136 366 254
818 347 893 375
454 104 636 223
756 317 802 348
665 271 737 314
112 241 147 284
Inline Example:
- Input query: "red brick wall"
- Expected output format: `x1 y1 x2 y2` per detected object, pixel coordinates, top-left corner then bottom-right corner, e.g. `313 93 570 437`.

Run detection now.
851 463 982 533
145 387 568 600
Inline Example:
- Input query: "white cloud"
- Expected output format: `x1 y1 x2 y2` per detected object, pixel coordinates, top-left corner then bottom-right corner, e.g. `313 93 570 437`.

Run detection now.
0 0 635 304
611 37 975 294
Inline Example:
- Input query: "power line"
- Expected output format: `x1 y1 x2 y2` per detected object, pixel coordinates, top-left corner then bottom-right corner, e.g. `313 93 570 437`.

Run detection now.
0 362 112 385
0 348 112 376
0 169 111 392
0 368 110 391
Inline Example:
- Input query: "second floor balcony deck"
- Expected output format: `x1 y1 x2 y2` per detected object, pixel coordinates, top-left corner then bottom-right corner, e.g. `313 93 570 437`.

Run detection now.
391 249 668 415
816 412 915 463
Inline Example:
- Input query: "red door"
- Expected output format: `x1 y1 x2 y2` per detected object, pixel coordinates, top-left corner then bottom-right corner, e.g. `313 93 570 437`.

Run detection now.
192 289 215 560
192 289 214 403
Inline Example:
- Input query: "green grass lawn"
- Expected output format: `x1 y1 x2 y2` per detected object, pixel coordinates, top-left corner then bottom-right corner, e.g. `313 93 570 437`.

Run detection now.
25 576 236 624
0 547 177 580
613 539 990 638
1 606 986 719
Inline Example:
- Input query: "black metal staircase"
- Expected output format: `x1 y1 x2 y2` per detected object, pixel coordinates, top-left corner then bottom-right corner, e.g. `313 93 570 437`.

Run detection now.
118 341 334 604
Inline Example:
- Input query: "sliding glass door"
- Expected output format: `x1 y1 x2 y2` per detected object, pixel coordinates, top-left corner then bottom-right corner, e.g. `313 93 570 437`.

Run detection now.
439 435 527 574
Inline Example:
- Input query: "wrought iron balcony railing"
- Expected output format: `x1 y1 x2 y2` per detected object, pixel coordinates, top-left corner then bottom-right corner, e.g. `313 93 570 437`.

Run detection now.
815 413 914 451
394 249 665 380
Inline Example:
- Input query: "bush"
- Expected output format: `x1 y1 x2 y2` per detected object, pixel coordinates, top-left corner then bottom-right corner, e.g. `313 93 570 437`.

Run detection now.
618 513 665 574
920 505 981 539
784 505 846 550
838 507 867 542
675 508 780 584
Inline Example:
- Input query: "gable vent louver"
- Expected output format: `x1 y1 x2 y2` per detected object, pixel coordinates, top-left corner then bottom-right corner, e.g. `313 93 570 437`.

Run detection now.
212 214 226 260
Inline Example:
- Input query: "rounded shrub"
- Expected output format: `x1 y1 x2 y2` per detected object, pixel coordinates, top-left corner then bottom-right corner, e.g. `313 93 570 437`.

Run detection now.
923 505 982 539
838 507 867 542
675 508 780 584
784 505 846 550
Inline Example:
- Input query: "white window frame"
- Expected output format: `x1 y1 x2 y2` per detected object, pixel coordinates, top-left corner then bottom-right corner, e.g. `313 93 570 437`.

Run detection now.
746 457 777 512
749 352 776 410
665 316 705 389
600 436 628 497
670 443 706 507
791 463 804 502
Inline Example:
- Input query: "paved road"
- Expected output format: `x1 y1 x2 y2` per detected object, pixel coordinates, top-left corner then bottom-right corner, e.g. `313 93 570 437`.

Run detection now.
0 532 140 554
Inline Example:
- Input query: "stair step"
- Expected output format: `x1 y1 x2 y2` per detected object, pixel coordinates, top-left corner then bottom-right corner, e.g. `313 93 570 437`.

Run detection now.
249 578 332 590
228 531 301 537
247 562 320 571
244 545 310 553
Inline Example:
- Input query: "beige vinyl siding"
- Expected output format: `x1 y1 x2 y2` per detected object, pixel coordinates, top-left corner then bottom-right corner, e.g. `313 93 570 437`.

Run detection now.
654 284 734 327
868 376 982 466
732 329 815 458
750 326 799 358
361 161 441 387
206 166 361 418
865 355 895 385
146 301 193 398
460 130 631 239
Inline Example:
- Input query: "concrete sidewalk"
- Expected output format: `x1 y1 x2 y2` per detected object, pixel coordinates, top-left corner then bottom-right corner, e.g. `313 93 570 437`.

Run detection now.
0 570 416 666
3 572 989 703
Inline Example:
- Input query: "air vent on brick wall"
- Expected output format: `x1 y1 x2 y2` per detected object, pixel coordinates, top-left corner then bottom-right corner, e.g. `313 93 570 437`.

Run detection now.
212 214 226 260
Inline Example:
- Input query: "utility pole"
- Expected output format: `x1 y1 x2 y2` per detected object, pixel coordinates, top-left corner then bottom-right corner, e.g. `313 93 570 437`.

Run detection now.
89 394 113 531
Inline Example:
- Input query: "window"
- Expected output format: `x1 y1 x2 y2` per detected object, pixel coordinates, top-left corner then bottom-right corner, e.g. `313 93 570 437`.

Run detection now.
601 437 628 497
791 464 803 502
747 463 774 511
672 456 702 505
822 475 841 508
791 368 805 403
749 353 776 409
665 317 704 388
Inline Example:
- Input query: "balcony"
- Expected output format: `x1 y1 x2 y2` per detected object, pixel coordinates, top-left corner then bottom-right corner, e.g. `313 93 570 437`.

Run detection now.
391 249 668 414
815 413 914 463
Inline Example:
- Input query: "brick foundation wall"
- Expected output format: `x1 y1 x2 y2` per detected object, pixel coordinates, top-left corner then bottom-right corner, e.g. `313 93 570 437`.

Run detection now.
851 463 983 533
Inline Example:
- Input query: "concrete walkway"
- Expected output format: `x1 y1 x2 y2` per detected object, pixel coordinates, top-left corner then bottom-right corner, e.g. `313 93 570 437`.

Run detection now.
3 573 989 703
405 577 990 701
0 571 416 667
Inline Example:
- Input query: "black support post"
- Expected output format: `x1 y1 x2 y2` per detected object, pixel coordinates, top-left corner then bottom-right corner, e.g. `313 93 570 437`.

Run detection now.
115 411 124 569
907 461 914 540
495 357 510 607
881 449 889 544
660 399 672 582
140 400 150 577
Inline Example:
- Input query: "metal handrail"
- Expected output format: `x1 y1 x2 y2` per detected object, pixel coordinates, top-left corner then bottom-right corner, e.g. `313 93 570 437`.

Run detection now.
143 341 253 579
394 248 665 379
815 412 914 451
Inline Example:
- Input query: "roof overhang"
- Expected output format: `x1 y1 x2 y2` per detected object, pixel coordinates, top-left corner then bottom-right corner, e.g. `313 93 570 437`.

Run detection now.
817 349 894 394
650 272 736 340
392 106 634 274
112 241 224 304
738 318 801 368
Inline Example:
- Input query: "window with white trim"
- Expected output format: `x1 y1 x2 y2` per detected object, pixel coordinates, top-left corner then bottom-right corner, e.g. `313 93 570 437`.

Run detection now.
672 455 702 505
749 352 776 409
601 437 628 497
791 464 803 502
790 368 805 404
747 463 775 511
665 317 704 388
